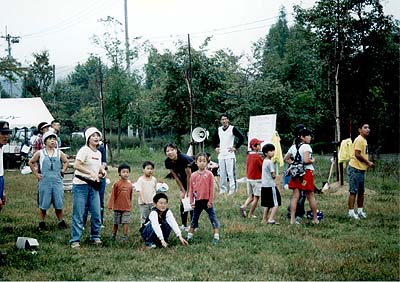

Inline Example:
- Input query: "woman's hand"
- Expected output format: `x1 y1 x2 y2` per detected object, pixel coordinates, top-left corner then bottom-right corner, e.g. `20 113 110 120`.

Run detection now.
35 173 42 181
90 171 99 181
179 189 186 200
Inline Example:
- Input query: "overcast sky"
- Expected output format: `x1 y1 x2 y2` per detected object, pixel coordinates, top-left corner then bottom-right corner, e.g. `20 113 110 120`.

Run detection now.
1 0 399 78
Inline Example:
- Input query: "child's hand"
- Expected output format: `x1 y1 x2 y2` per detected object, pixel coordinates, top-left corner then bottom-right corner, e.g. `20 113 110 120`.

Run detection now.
207 202 212 209
191 203 195 208
178 236 188 246
161 240 168 248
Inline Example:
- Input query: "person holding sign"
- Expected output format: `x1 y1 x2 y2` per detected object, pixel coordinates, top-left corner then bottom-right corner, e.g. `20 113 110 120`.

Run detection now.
212 113 245 196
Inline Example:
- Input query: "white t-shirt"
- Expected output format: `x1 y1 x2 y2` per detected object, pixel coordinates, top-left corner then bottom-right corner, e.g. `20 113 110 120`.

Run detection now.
73 145 102 185
287 143 314 171
261 158 275 187
136 175 157 205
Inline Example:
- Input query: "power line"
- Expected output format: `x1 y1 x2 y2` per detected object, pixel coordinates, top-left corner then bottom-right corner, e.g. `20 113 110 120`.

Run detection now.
22 0 113 38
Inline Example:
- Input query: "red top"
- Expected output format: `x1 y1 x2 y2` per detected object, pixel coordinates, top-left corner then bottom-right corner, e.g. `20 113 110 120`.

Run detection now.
108 179 133 211
246 152 263 180
189 170 215 205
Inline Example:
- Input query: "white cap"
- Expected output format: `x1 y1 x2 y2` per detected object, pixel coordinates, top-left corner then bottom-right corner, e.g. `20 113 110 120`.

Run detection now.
85 127 102 143
42 131 57 143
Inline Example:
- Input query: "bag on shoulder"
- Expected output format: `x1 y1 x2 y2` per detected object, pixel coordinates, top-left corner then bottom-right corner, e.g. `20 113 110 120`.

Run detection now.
285 144 305 179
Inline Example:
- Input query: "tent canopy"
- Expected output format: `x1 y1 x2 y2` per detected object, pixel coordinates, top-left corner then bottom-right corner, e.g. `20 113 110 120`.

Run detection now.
0 97 54 129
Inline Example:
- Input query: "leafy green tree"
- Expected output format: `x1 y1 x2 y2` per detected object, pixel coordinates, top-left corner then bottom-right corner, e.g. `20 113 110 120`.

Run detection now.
143 41 244 144
91 16 141 154
295 0 400 151
22 50 53 98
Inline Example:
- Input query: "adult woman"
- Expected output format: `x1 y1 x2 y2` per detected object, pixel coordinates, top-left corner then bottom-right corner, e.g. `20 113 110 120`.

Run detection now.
70 127 106 249
164 143 195 231
284 128 319 225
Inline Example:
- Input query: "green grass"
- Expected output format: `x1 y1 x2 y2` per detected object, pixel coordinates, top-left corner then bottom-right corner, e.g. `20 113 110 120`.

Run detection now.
0 151 399 280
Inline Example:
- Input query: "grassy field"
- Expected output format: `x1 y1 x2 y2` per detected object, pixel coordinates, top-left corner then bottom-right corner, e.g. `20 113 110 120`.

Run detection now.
0 150 399 281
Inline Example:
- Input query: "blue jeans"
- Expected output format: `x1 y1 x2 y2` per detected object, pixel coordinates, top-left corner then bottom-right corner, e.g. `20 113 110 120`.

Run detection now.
190 200 220 229
83 178 106 225
70 184 101 244
140 220 172 247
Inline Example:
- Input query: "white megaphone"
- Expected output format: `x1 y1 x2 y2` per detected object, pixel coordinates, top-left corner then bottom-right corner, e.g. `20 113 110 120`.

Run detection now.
192 127 208 143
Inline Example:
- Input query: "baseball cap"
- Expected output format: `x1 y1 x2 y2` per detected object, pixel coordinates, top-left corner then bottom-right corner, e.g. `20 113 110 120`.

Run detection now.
0 121 12 134
249 138 263 148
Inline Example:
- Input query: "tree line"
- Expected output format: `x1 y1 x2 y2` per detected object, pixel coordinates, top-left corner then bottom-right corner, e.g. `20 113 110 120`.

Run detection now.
1 1 399 154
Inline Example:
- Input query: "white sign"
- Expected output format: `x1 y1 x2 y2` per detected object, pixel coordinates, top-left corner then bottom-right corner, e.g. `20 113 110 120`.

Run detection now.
248 114 277 148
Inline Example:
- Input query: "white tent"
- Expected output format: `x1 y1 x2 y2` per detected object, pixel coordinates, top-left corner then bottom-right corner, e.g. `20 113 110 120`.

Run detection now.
0 97 54 129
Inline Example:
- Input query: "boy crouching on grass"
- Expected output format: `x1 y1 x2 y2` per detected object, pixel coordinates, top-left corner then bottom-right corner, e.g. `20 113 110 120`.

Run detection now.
108 163 133 241
140 193 188 248
261 144 281 225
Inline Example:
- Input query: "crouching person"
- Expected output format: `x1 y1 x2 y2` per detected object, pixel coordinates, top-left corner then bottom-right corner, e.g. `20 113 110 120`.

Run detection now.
140 193 188 248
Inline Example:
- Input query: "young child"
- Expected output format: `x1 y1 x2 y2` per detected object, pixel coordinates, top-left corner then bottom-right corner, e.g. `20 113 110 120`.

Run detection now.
206 152 219 176
286 129 318 225
108 163 133 241
136 161 157 224
261 143 281 225
28 131 69 230
347 123 374 219
140 193 188 248
186 153 220 244
240 138 264 218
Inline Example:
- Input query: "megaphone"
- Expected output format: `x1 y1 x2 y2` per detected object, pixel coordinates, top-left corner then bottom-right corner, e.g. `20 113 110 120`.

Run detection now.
192 127 208 143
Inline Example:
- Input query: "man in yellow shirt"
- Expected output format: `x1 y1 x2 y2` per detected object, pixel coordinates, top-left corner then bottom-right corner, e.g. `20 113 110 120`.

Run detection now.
347 123 374 219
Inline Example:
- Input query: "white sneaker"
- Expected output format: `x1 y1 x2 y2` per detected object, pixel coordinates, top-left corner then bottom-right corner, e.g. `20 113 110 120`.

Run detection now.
92 238 102 245
70 242 80 249
348 213 360 220
358 211 367 219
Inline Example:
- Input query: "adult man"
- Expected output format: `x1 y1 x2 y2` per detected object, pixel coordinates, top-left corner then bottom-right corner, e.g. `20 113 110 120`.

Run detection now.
212 113 245 195
347 123 374 219
0 121 12 211
51 120 62 147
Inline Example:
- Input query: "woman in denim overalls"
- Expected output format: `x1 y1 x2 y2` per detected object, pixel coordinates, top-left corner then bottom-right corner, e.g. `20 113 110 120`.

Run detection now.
29 131 69 231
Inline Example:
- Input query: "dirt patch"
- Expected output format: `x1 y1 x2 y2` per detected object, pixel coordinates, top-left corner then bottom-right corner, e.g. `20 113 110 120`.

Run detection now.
322 181 377 195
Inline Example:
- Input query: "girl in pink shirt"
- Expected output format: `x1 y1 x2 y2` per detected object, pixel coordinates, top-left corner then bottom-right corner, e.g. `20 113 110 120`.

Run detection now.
187 153 220 244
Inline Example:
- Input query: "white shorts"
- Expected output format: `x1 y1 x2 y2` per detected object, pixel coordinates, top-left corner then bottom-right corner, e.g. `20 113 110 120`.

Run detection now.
246 179 262 197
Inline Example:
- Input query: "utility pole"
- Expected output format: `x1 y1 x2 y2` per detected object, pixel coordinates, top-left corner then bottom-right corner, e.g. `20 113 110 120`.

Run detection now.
98 58 113 164
124 0 130 72
185 34 195 154
1 26 21 97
